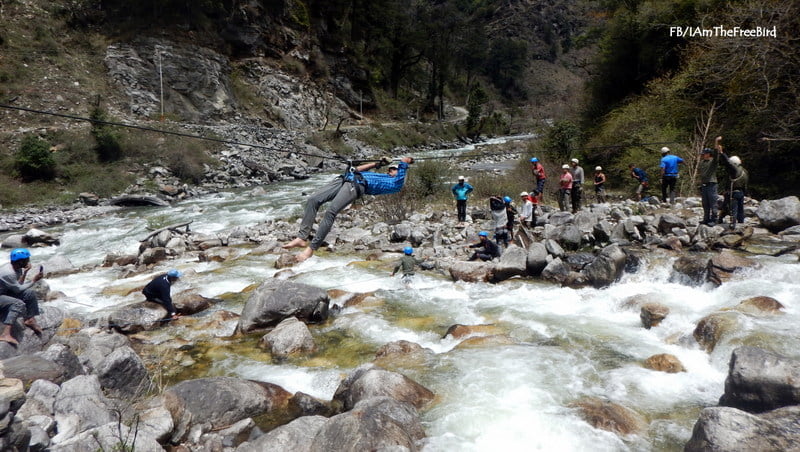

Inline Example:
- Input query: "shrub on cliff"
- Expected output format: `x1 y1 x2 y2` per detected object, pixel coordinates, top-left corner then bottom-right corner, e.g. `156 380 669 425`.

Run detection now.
15 135 56 181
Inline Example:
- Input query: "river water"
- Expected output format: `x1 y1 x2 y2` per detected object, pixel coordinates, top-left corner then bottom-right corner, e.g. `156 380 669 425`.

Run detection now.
7 137 799 451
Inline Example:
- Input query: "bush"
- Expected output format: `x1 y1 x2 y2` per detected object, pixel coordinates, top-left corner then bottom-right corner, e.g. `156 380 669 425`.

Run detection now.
15 135 56 181
404 159 450 200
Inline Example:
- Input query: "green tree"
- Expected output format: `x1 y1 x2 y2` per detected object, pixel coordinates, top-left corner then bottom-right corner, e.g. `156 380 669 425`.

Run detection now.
485 38 528 98
90 107 122 163
542 120 581 163
466 84 487 137
15 135 56 181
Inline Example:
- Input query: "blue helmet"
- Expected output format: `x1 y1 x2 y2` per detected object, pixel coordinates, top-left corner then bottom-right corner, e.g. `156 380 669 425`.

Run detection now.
503 196 512 203
167 269 183 278
530 157 539 163
10 248 30 262
403 246 413 255
478 231 489 237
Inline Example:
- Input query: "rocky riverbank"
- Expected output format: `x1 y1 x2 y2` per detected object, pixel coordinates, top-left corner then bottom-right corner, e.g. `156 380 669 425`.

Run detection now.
1 191 799 450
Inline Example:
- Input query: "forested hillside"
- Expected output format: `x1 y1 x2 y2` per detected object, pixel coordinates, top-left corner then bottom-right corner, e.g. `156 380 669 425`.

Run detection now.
0 0 796 206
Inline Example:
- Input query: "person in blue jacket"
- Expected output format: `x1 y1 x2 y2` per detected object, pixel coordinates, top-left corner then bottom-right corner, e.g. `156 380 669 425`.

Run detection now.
629 164 649 201
284 157 415 262
659 147 684 204
143 269 183 320
451 176 474 224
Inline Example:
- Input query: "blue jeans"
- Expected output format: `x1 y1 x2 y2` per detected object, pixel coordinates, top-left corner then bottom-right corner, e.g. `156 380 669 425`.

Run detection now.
730 190 745 224
701 183 718 223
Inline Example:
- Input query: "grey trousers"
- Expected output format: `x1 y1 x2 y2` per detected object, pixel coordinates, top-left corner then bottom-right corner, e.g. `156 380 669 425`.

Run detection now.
0 295 26 325
298 178 363 250
701 183 718 223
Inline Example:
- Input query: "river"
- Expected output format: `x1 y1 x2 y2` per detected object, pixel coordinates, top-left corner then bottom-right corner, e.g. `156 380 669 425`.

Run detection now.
5 137 799 451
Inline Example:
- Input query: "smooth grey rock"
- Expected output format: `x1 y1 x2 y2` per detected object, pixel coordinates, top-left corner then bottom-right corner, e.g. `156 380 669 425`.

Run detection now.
718 346 800 412
237 280 329 333
260 317 316 357
236 415 327 452
333 364 434 412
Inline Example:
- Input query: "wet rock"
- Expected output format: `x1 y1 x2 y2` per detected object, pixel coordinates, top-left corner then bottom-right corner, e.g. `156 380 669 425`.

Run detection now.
138 246 168 265
109 194 169 207
755 196 800 233
455 334 517 348
718 346 800 412
333 364 434 411
237 280 329 333
730 296 785 316
79 192 100 206
107 301 169 333
571 397 646 435
164 376 292 443
444 324 502 339
172 290 216 315
309 397 426 452
102 253 138 267
640 302 670 329
643 353 686 373
373 340 432 371
259 317 316 357
199 247 239 262
707 249 757 286
657 214 686 234
583 244 627 288
24 228 61 246
274 253 297 269
685 406 800 452
541 257 570 284
290 392 333 418
693 312 738 352
447 261 494 283
670 255 708 286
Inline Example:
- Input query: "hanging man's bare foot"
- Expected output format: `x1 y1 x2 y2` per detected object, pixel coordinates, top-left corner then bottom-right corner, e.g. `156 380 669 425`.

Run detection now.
295 247 314 263
0 334 19 346
282 238 308 249
24 318 43 335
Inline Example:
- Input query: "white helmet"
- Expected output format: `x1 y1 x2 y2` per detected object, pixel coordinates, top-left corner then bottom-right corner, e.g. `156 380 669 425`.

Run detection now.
520 191 529 197
595 166 602 171
661 147 670 154
729 156 741 165
570 158 579 164
562 164 570 169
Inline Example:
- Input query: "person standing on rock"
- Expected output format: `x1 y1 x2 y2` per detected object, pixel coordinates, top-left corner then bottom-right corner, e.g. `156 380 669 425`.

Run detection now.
558 164 573 212
391 247 425 286
489 195 509 248
0 248 45 345
719 143 748 229
451 175 474 225
518 192 535 227
467 231 501 261
143 269 183 320
659 146 684 204
629 164 649 201
530 157 547 204
569 158 584 213
283 157 414 262
593 166 607 203
699 137 722 225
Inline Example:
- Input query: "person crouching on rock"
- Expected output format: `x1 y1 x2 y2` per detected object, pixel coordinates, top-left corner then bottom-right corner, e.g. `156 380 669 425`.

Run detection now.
468 231 501 262
143 269 183 321
0 248 45 345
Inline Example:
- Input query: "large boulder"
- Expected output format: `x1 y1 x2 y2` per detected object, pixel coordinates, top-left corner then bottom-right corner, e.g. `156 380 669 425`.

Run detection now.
164 376 292 443
583 244 627 288
447 261 494 283
685 406 800 452
107 301 169 333
259 317 317 357
571 397 646 435
94 346 151 397
670 255 708 286
0 355 66 385
492 245 527 281
525 242 548 276
52 375 115 443
0 306 65 360
237 280 329 333
333 364 434 412
309 397 426 452
657 214 687 234
755 196 800 233
693 313 738 352
541 258 570 284
718 346 800 412
707 250 758 286
730 296 785 316
50 421 164 452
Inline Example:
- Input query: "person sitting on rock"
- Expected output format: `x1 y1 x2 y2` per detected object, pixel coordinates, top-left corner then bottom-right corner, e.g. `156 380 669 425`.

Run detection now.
283 157 414 262
0 248 45 345
143 269 183 320
391 246 425 286
468 231 501 261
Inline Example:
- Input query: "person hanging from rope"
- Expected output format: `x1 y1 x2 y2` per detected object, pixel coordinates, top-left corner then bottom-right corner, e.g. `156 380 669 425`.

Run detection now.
0 248 45 345
283 156 415 262
142 269 183 321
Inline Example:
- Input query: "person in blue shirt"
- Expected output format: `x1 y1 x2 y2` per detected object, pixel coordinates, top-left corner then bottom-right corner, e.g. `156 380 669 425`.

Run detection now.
629 164 649 201
451 176 474 224
142 269 183 320
284 156 415 262
659 147 684 204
